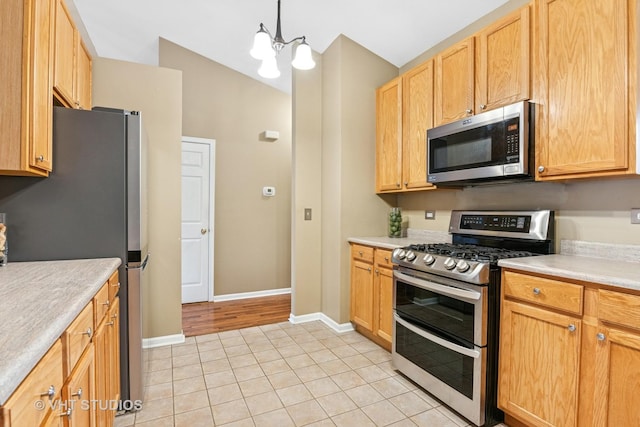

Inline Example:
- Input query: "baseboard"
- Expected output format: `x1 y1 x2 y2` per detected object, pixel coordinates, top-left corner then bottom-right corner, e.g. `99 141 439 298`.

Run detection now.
289 312 355 334
142 332 186 349
213 287 291 302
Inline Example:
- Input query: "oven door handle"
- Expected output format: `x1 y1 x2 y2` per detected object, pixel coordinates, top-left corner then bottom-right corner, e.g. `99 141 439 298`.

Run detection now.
394 313 481 359
394 271 481 303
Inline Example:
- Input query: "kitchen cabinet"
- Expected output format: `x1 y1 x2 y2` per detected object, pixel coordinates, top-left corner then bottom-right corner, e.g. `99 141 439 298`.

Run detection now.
53 0 92 110
0 269 120 427
0 0 55 176
534 0 639 180
499 269 640 427
434 37 475 126
476 5 530 114
376 61 436 193
350 243 394 350
94 276 120 427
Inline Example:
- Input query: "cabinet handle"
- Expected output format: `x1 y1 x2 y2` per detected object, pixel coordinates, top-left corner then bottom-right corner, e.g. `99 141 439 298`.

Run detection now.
82 327 92 338
358 251 363 256
538 165 545 173
567 324 576 332
41 385 55 399
106 321 115 326
596 332 606 341
111 282 121 289
60 408 72 418
72 387 83 398
384 257 389 262
111 312 118 320
466 109 473 114
103 300 110 307
480 104 486 110
533 287 541 295
36 155 45 162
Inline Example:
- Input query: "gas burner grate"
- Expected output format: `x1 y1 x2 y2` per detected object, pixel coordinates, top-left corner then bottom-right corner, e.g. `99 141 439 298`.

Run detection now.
407 243 536 263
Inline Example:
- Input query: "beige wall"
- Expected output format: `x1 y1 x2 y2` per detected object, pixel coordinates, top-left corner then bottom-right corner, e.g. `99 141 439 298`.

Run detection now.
399 178 640 249
292 52 323 316
158 38 292 296
318 36 399 323
93 58 183 339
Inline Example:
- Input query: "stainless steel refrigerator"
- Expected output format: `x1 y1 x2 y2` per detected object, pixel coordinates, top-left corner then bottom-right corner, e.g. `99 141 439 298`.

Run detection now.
0 106 149 406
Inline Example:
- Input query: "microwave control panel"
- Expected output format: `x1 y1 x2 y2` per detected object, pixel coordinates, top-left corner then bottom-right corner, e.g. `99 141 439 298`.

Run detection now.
505 119 520 162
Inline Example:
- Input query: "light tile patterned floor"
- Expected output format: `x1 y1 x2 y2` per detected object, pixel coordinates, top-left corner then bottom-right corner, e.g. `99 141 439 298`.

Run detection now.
114 321 508 427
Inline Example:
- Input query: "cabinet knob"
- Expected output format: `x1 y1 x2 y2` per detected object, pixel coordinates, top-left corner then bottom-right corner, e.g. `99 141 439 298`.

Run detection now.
60 408 72 418
466 109 473 114
533 287 541 295
103 300 110 307
106 321 115 326
596 332 606 341
480 104 486 110
36 155 44 162
41 385 55 399
567 324 576 332
538 165 545 173
375 269 379 275
404 182 408 186
82 327 92 338
72 387 83 398
367 267 371 273
111 282 121 289
384 257 389 262
396 183 401 188
359 251 363 256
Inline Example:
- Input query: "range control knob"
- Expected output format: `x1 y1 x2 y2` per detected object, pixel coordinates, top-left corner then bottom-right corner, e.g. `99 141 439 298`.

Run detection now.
392 249 406 260
405 251 417 262
443 257 457 270
423 254 435 266
457 260 471 273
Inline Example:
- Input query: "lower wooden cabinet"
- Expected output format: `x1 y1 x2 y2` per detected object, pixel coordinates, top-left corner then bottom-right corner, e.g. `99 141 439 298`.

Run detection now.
350 243 394 350
0 270 120 427
499 270 640 427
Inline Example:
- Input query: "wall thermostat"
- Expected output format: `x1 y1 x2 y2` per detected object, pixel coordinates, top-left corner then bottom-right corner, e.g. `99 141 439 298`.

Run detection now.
262 186 276 197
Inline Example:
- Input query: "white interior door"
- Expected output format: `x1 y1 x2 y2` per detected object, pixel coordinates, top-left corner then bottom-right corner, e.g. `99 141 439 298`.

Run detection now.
181 138 215 303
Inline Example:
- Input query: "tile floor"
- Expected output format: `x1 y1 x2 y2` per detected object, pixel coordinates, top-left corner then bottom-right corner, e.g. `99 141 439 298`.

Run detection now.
115 320 507 427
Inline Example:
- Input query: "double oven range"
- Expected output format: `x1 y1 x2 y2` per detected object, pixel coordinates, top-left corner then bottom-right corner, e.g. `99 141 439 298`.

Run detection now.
391 210 554 426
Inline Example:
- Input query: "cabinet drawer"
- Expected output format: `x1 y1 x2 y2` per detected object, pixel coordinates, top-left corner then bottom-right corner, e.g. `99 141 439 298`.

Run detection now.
62 300 94 377
598 290 640 331
375 249 394 268
108 270 120 303
503 271 584 315
351 244 374 263
4 339 63 426
94 282 110 326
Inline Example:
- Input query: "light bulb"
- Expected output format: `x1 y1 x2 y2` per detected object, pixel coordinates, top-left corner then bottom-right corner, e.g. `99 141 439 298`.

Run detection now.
258 56 280 79
250 27 275 60
292 40 316 70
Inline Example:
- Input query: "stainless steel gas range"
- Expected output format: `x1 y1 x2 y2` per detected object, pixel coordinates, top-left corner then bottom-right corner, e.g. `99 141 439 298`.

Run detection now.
391 210 554 427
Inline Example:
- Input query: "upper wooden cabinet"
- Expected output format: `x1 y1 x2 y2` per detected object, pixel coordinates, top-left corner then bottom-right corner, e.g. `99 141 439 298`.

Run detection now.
434 37 475 126
0 0 55 176
534 0 637 180
476 5 531 114
376 61 436 193
54 0 92 110
376 77 402 192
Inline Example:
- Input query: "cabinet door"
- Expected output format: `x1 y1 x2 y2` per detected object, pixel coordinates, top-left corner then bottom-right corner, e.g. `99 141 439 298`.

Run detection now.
593 326 640 426
499 300 581 427
93 320 109 427
535 0 631 179
29 0 54 172
53 0 75 106
63 345 95 427
402 60 435 190
107 297 121 405
375 77 403 192
476 5 530 113
350 259 374 331
374 265 393 344
76 38 92 110
435 37 475 126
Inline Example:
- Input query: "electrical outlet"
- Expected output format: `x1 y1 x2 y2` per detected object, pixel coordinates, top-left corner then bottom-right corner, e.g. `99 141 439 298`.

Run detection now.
631 208 640 224
425 210 436 220
304 208 312 221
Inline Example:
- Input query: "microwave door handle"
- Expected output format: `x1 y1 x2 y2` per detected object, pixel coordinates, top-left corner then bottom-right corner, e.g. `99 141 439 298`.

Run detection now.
394 314 480 359
394 271 481 303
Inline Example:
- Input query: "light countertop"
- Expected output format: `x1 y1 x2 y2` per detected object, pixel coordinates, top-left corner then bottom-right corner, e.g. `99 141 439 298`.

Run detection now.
0 258 121 405
498 254 640 292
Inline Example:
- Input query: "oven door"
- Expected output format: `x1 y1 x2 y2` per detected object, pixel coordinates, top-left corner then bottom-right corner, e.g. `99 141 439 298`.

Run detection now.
393 269 487 347
393 313 486 426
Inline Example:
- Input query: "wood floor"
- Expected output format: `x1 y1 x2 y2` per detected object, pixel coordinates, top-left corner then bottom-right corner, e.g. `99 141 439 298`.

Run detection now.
181 294 291 337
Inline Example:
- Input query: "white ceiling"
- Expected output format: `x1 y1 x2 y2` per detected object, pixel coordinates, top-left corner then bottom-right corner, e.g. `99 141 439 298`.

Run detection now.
71 0 509 94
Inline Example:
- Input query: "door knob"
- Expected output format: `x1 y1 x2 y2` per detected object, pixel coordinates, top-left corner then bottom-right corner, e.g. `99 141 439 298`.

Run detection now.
201 228 208 235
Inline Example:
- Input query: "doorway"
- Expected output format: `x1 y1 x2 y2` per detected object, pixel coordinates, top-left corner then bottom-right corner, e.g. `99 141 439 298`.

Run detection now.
181 137 215 303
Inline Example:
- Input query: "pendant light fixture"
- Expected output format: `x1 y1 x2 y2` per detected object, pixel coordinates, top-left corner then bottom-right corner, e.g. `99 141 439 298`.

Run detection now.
250 0 316 79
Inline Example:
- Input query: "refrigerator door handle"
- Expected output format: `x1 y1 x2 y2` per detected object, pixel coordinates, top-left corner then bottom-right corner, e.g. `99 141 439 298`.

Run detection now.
126 253 150 270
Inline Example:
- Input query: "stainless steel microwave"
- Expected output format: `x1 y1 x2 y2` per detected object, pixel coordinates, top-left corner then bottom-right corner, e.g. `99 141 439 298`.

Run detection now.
427 101 533 186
